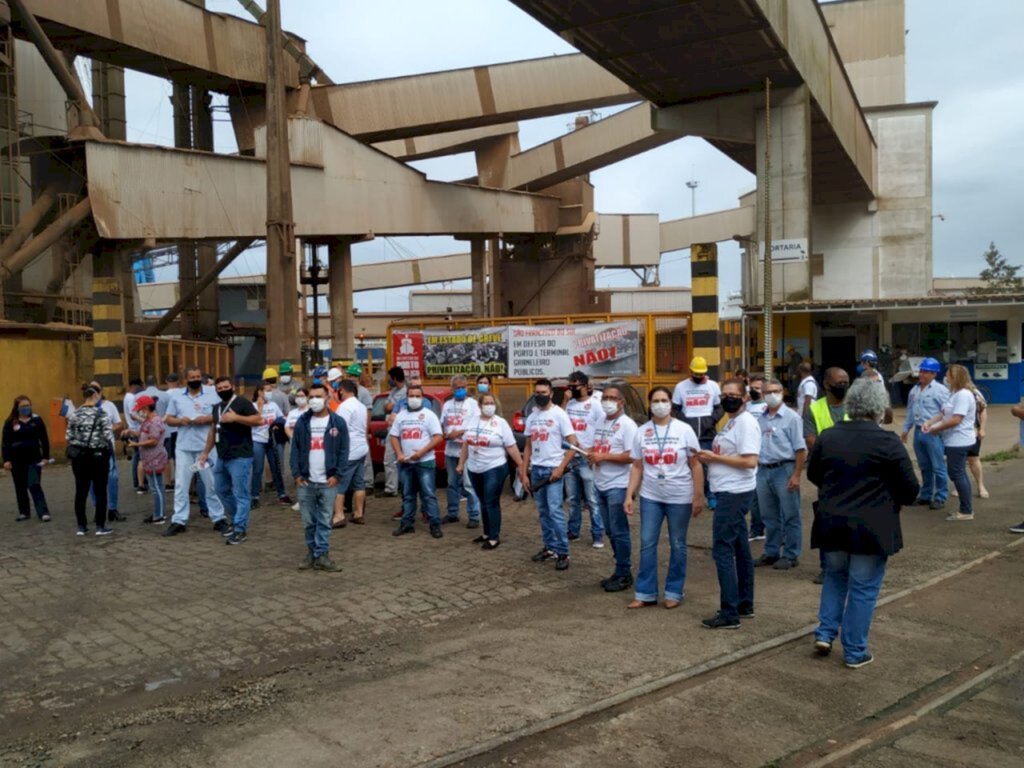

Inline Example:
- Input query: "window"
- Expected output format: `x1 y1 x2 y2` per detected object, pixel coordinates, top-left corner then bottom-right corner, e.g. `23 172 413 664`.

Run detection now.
891 321 1008 363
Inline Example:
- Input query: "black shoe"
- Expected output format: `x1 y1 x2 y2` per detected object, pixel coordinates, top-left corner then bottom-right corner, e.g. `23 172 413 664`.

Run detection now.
738 606 755 619
701 613 740 630
814 639 833 656
482 540 501 550
141 515 166 525
603 574 633 593
466 519 481 529
225 531 247 545
773 557 798 570
914 498 932 506
555 554 570 571
108 510 126 522
382 490 398 498
163 523 187 536
599 572 618 588
199 508 210 519
1010 521 1024 534
754 554 779 567
442 516 459 524
250 498 261 509
929 499 946 510
532 549 555 562
213 519 231 534
567 532 580 541
845 653 874 669
298 552 315 570
392 525 415 537
472 535 488 543
430 524 444 539
15 514 29 522
314 554 342 572
813 570 826 585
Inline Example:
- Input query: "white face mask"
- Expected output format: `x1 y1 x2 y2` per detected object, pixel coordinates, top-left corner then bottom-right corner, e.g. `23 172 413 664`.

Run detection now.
650 402 671 419
764 393 784 409
308 397 326 413
295 396 308 408
481 404 496 418
280 375 292 385
407 397 423 411
601 400 619 416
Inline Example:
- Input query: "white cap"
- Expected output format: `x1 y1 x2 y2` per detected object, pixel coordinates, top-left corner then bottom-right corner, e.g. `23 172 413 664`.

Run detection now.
326 367 342 383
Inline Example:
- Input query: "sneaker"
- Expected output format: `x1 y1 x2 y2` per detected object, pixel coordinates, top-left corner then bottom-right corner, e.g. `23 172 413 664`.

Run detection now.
225 531 247 545
442 516 459 525
929 499 946 510
567 532 580 541
592 539 605 549
701 613 740 630
946 512 974 521
40 514 51 522
141 516 166 526
754 554 779 567
531 549 555 562
430 524 444 539
163 523 187 536
198 508 210 519
291 502 300 512
748 532 766 542
813 570 825 585
466 519 481 529
213 519 231 534
555 554 570 571
298 552 315 570
314 555 342 572
15 514 29 522
135 488 146 495
845 653 874 669
738 606 755 619
95 527 113 536
392 524 415 537
382 490 398 497
814 639 833 656
76 526 88 536
1009 521 1024 534
603 574 632 592
278 496 293 505
773 558 799 570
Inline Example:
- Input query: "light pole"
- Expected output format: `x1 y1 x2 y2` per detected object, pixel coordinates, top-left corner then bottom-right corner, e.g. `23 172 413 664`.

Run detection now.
686 179 699 217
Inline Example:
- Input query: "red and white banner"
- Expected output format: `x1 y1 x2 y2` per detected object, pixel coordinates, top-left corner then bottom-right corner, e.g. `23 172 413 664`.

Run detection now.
507 321 641 379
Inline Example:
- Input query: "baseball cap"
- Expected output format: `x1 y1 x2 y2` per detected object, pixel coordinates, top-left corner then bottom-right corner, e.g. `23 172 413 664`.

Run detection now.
133 395 156 411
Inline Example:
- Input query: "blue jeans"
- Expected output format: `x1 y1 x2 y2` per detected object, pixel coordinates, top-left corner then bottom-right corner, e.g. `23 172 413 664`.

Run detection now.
469 464 507 540
816 551 887 663
298 481 338 557
445 455 480 520
531 466 569 556
90 453 120 511
132 447 142 489
171 448 225 525
756 463 802 560
565 455 604 542
251 441 286 499
945 445 972 514
748 492 763 536
399 461 441 527
215 457 254 533
595 486 630 576
700 439 717 510
711 490 755 620
913 429 948 503
145 471 165 520
635 498 693 602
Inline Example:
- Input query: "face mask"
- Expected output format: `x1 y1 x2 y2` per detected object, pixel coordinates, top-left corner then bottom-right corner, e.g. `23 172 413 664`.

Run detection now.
481 404 496 418
280 375 291 385
308 397 326 413
18 405 32 418
534 393 551 408
477 383 490 394
749 389 762 402
218 390 233 403
454 387 467 401
187 380 202 391
691 375 705 384
295 396 308 408
764 393 784 409
721 395 744 414
407 396 423 411
601 400 619 416
650 402 671 419
828 383 849 401
570 386 582 398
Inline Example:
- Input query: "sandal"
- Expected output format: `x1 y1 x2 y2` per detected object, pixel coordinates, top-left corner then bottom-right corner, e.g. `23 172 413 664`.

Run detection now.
626 599 658 610
331 519 348 529
664 600 682 610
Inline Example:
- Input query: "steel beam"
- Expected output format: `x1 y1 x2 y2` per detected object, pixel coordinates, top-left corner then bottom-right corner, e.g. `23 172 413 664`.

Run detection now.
373 123 520 162
0 197 91 280
659 207 756 254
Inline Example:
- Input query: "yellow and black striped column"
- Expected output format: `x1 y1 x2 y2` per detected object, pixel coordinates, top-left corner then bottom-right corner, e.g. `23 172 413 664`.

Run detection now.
690 243 721 381
92 243 126 396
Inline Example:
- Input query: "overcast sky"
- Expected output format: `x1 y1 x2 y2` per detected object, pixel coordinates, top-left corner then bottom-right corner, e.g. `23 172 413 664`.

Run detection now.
113 0 1023 311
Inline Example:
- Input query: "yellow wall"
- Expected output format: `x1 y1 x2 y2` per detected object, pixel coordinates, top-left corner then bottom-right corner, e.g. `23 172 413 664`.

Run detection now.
750 314 813 365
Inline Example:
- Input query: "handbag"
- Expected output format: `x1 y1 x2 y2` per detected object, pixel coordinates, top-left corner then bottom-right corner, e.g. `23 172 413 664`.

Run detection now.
67 409 102 460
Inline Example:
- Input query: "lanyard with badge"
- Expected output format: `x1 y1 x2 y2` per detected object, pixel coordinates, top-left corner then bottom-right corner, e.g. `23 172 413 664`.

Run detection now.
215 395 236 441
653 421 672 480
474 416 494 449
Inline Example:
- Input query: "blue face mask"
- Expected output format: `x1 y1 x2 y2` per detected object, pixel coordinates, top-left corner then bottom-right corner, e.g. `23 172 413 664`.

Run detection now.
18 405 32 418
454 387 467 401
477 383 490 394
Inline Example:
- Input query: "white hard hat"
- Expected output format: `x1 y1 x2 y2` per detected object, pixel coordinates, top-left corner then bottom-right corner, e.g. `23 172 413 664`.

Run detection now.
326 367 342 383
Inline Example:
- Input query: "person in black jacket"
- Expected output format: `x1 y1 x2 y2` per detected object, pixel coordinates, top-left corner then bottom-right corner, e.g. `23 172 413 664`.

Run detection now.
807 379 919 669
2 395 51 522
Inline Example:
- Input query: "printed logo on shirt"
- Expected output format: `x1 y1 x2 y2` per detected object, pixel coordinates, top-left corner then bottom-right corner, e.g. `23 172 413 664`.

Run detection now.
641 447 678 466
402 428 424 440
684 393 710 409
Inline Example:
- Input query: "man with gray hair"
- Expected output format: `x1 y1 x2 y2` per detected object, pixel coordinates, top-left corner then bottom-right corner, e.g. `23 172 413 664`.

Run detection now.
753 379 807 571
440 374 481 527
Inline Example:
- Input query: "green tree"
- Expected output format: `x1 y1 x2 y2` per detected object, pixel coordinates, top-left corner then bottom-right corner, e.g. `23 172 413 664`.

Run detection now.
974 242 1022 294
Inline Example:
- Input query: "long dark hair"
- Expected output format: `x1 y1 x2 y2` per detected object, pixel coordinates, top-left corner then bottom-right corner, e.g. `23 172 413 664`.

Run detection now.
6 395 31 425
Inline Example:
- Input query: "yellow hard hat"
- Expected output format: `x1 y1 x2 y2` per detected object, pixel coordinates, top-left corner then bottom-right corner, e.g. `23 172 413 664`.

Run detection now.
690 356 709 374
262 366 278 380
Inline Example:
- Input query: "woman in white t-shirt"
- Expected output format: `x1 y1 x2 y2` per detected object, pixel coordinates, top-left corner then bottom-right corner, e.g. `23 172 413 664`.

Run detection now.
284 388 310 440
456 393 527 549
624 386 704 610
697 378 762 629
250 387 286 504
922 364 977 520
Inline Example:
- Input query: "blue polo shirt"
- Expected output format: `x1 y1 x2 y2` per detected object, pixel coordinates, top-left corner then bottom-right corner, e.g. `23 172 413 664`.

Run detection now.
756 404 806 464
903 379 950 431
165 388 220 452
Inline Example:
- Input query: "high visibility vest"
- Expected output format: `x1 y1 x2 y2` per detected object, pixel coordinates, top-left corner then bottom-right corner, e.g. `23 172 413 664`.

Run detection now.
810 397 847 435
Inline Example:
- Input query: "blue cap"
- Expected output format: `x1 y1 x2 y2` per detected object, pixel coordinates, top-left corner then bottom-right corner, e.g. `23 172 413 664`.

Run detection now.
919 357 941 373
860 349 878 364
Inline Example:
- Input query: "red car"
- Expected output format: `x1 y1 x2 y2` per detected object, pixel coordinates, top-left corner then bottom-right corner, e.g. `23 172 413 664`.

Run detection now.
369 386 451 487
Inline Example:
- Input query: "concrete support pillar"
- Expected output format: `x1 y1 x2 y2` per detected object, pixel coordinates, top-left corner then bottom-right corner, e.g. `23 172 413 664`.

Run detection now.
487 238 501 318
92 242 126 393
470 238 486 317
690 243 721 382
328 238 354 360
90 62 126 140
754 85 812 304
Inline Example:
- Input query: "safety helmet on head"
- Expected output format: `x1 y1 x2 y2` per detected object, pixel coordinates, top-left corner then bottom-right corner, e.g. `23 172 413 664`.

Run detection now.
279 361 294 374
346 363 362 376
262 366 278 380
859 349 878 364
311 365 328 378
689 356 709 375
919 357 941 374
326 367 343 383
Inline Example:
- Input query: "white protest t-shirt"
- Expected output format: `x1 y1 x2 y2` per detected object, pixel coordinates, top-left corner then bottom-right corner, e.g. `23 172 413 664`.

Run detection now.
941 389 977 448
464 415 516 474
797 376 819 414
590 413 638 491
709 411 761 494
564 395 602 449
254 401 283 444
285 407 307 430
746 400 768 418
441 397 481 458
307 414 330 483
388 408 443 464
335 396 369 460
672 378 721 418
525 406 575 468
631 418 701 504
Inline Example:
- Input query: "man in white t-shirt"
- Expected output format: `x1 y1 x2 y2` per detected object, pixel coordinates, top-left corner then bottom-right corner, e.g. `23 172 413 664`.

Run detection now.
588 383 639 593
88 380 125 521
389 384 444 537
334 379 370 524
795 362 819 417
563 371 606 547
523 378 580 571
672 356 723 509
441 375 482 527
697 378 761 630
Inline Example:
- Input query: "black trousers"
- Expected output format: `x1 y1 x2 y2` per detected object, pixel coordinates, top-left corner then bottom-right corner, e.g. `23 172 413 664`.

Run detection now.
11 462 49 518
71 451 110 528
